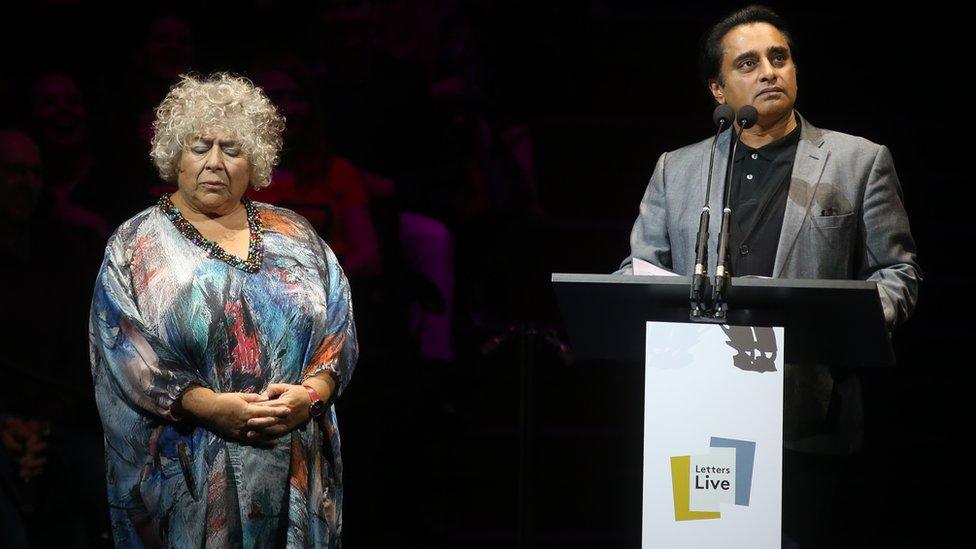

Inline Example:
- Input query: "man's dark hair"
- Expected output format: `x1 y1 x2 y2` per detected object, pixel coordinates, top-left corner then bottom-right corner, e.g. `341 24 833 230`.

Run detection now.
700 5 796 87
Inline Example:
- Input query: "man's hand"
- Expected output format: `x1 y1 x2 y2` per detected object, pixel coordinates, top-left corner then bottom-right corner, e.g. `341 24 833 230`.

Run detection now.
1 417 48 480
18 434 47 479
245 384 317 443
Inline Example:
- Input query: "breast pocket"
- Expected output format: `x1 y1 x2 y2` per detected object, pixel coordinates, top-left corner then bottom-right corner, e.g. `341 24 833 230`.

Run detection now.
810 212 855 230
805 212 857 277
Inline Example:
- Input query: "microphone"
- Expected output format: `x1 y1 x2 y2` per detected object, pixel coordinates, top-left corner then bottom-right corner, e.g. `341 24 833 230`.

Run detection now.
690 104 735 320
712 104 758 321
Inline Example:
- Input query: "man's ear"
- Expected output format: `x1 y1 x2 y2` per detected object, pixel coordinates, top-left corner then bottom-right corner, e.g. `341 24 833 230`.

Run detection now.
708 79 725 104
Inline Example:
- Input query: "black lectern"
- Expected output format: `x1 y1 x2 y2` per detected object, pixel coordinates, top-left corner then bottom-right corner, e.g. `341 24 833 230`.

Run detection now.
547 273 892 547
552 273 893 367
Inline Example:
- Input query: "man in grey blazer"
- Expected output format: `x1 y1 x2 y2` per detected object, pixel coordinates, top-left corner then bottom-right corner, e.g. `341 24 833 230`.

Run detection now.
619 111 919 330
618 5 920 544
619 17 918 331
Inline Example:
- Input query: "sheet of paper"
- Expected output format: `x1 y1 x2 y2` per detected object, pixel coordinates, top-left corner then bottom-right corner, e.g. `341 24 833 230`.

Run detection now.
633 257 679 277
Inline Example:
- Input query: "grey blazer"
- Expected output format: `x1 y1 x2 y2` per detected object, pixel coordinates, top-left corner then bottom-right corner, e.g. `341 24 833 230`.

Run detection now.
618 112 921 329
618 112 921 453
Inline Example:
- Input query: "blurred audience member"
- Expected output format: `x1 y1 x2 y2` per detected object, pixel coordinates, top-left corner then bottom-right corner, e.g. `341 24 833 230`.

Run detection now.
29 72 159 232
399 211 455 362
122 14 197 201
130 14 194 143
308 2 465 361
0 129 108 547
309 0 458 223
252 59 382 277
28 73 114 235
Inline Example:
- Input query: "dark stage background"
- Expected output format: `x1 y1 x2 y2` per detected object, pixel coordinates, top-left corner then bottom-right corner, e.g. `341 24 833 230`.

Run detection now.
0 1 965 547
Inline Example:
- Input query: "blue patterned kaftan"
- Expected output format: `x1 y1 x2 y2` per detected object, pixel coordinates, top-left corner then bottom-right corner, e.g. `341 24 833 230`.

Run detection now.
89 198 357 548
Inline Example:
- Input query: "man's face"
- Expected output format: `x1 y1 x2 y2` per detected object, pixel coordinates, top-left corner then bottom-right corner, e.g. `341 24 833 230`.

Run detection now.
31 74 87 149
709 22 797 124
0 132 43 223
143 16 194 80
255 70 310 140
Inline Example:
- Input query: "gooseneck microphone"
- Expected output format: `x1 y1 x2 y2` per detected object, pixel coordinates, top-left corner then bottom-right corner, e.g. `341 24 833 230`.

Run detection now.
690 104 735 319
712 104 758 321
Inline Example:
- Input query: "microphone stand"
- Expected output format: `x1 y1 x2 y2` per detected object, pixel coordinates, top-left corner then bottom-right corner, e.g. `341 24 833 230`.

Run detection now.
711 108 756 322
690 113 731 320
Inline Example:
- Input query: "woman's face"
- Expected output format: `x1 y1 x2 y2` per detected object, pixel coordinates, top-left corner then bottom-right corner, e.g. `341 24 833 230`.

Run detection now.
176 128 251 214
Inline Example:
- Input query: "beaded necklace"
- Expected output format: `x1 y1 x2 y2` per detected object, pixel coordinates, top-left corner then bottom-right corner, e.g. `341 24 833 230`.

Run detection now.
157 194 265 273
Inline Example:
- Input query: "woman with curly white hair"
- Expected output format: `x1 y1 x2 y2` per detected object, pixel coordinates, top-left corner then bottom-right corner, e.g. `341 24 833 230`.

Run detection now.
89 72 357 547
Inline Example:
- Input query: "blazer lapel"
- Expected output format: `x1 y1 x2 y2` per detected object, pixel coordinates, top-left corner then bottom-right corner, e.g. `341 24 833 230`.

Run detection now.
773 112 828 277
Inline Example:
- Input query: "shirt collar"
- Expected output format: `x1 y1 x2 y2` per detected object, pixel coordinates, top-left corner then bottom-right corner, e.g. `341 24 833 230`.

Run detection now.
735 112 802 162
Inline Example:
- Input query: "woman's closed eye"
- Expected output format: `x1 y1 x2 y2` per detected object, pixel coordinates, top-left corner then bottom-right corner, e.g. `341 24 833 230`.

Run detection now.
189 140 241 157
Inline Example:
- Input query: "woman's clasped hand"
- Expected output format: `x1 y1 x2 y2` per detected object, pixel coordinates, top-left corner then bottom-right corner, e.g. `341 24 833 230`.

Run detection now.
179 384 323 446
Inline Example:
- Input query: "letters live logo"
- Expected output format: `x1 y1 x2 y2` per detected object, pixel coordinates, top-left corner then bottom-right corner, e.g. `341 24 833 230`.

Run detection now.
670 437 756 521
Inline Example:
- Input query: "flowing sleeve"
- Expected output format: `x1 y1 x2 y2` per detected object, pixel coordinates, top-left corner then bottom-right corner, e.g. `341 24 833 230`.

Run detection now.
301 237 359 399
89 232 209 421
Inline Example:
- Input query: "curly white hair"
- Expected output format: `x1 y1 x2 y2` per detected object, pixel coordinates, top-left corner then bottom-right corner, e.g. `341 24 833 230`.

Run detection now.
149 72 285 189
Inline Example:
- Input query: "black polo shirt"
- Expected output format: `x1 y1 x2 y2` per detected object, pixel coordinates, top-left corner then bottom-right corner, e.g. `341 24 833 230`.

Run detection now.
728 116 801 277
